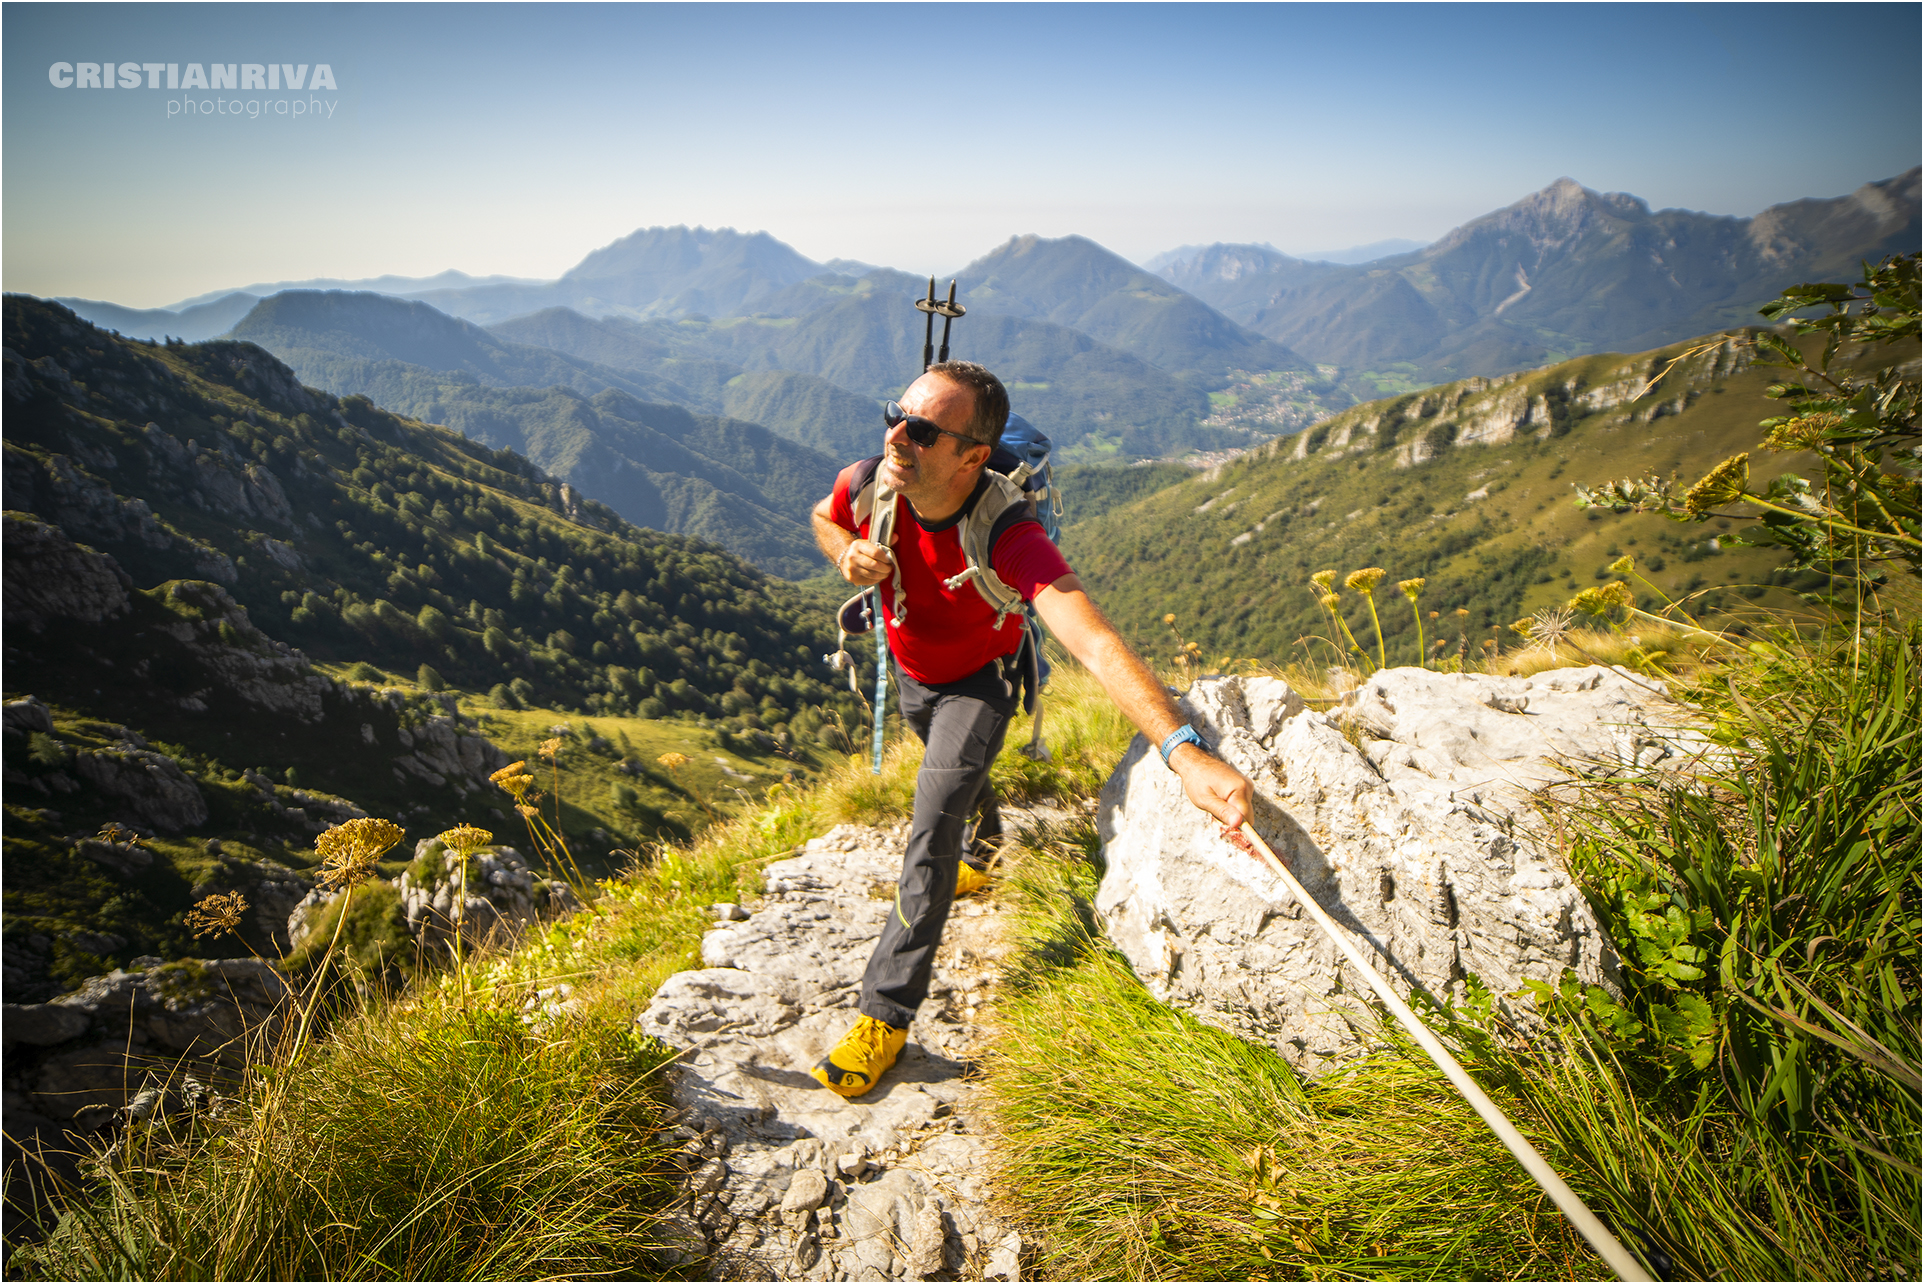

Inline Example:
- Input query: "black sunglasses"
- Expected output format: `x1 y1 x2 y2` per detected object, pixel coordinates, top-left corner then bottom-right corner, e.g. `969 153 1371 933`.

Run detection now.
884 400 982 450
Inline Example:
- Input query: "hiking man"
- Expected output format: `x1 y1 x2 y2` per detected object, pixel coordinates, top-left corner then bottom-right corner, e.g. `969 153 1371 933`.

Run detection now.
808 359 1255 1097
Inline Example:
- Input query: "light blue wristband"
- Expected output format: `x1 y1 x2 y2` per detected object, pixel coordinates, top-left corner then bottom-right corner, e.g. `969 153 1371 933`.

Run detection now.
1159 723 1206 767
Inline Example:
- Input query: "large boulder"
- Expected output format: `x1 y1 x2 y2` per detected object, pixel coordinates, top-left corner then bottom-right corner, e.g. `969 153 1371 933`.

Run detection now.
1096 668 1707 1075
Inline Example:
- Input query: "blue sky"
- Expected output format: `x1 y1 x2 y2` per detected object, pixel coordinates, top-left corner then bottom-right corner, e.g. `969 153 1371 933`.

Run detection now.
4 2 1918 308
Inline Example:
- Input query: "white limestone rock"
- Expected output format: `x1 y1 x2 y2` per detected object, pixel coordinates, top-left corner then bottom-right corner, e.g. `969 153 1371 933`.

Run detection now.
1096 669 1704 1074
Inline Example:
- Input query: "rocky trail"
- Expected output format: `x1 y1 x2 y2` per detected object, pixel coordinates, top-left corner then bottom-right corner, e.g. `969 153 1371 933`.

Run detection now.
640 817 1056 1281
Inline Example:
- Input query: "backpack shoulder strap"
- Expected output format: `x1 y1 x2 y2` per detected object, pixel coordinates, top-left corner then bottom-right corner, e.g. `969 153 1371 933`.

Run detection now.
848 454 885 527
944 472 1041 626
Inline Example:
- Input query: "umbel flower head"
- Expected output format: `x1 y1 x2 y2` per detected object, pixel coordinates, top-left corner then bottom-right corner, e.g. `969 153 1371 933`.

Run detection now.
1608 555 1635 575
185 891 248 939
1397 577 1426 602
657 751 689 772
315 818 406 889
1763 411 1841 453
437 825 494 858
1567 582 1636 617
1685 453 1750 513
1311 570 1338 592
1320 593 1342 613
538 737 563 761
1345 567 1386 594
1163 613 1177 625
490 761 535 801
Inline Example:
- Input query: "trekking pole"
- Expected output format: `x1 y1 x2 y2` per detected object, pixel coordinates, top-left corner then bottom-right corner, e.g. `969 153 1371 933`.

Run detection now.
869 594 890 774
934 280 965 364
916 277 939 371
1228 820 1655 1283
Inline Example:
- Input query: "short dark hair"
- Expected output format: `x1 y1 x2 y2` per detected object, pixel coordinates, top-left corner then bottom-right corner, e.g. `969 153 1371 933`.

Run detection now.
927 361 1009 447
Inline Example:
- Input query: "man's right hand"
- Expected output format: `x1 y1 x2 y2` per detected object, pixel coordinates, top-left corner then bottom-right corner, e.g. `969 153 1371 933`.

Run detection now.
838 538 893 586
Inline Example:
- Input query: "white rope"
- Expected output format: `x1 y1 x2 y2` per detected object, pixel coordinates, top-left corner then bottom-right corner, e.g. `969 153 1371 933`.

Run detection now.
1232 820 1654 1283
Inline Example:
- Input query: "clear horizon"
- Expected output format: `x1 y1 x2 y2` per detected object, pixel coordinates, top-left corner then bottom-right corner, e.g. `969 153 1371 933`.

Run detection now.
4 2 1918 310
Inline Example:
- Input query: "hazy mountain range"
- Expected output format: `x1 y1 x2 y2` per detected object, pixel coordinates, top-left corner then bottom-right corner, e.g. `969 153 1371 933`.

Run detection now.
46 170 1918 575
1152 169 1921 387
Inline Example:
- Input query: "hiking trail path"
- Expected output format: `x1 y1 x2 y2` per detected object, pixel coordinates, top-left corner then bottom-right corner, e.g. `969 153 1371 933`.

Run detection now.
639 811 1065 1281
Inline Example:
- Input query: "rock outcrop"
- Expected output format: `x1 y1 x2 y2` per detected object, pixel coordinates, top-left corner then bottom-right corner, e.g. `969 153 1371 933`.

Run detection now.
2 958 293 1169
1 511 131 632
71 743 209 832
639 823 1026 1280
1096 668 1707 1074
148 579 335 722
391 841 583 954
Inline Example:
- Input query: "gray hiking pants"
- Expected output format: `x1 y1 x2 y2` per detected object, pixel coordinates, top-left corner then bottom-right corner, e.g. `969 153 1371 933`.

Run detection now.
857 654 1018 1030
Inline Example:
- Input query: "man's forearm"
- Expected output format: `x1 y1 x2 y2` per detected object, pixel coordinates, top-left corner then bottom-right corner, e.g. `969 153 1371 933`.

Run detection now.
1033 577 1254 828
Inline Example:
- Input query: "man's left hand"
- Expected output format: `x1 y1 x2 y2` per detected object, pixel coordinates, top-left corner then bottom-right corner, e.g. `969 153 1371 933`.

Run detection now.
1169 744 1254 830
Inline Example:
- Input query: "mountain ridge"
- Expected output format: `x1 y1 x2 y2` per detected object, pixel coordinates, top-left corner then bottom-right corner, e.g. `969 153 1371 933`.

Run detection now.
1154 169 1921 388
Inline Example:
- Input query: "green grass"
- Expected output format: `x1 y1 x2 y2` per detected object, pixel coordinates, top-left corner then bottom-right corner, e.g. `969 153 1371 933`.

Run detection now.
1464 616 1923 1280
15 997 685 1281
982 825 1599 1281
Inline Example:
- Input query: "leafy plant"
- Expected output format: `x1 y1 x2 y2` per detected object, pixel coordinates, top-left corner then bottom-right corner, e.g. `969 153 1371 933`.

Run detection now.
1576 253 1921 583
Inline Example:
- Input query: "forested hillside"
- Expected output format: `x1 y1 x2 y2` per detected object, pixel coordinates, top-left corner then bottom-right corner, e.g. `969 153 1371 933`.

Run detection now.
2 295 861 995
225 292 840 574
1066 330 1831 664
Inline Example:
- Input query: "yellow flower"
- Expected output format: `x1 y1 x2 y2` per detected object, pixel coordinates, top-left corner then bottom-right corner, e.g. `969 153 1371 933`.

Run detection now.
315 817 406 890
1320 593 1341 612
185 891 248 939
657 751 689 772
1311 570 1337 592
1608 555 1634 575
1684 453 1749 513
1163 613 1176 625
1344 567 1386 594
1454 607 1471 619
1397 577 1425 601
1567 582 1635 616
437 824 494 857
1507 617 1535 638
1763 412 1840 453
538 737 563 760
516 804 539 819
489 761 535 800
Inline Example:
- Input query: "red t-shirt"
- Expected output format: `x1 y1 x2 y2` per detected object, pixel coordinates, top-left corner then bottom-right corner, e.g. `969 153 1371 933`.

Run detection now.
830 460 1074 686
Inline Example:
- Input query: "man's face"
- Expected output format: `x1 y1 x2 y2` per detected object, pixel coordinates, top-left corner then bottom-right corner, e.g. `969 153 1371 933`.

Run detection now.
878 372 984 495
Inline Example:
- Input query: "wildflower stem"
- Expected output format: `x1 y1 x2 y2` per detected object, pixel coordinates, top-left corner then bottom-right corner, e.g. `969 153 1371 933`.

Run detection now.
289 883 354 1062
1740 493 1917 544
1364 592 1387 672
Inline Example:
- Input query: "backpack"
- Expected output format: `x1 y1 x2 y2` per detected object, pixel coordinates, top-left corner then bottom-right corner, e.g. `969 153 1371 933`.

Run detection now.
827 414 1065 763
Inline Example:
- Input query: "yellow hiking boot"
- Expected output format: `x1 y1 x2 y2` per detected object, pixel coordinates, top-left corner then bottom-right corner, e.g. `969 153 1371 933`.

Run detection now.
956 861 994 897
810 1015 907 1098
